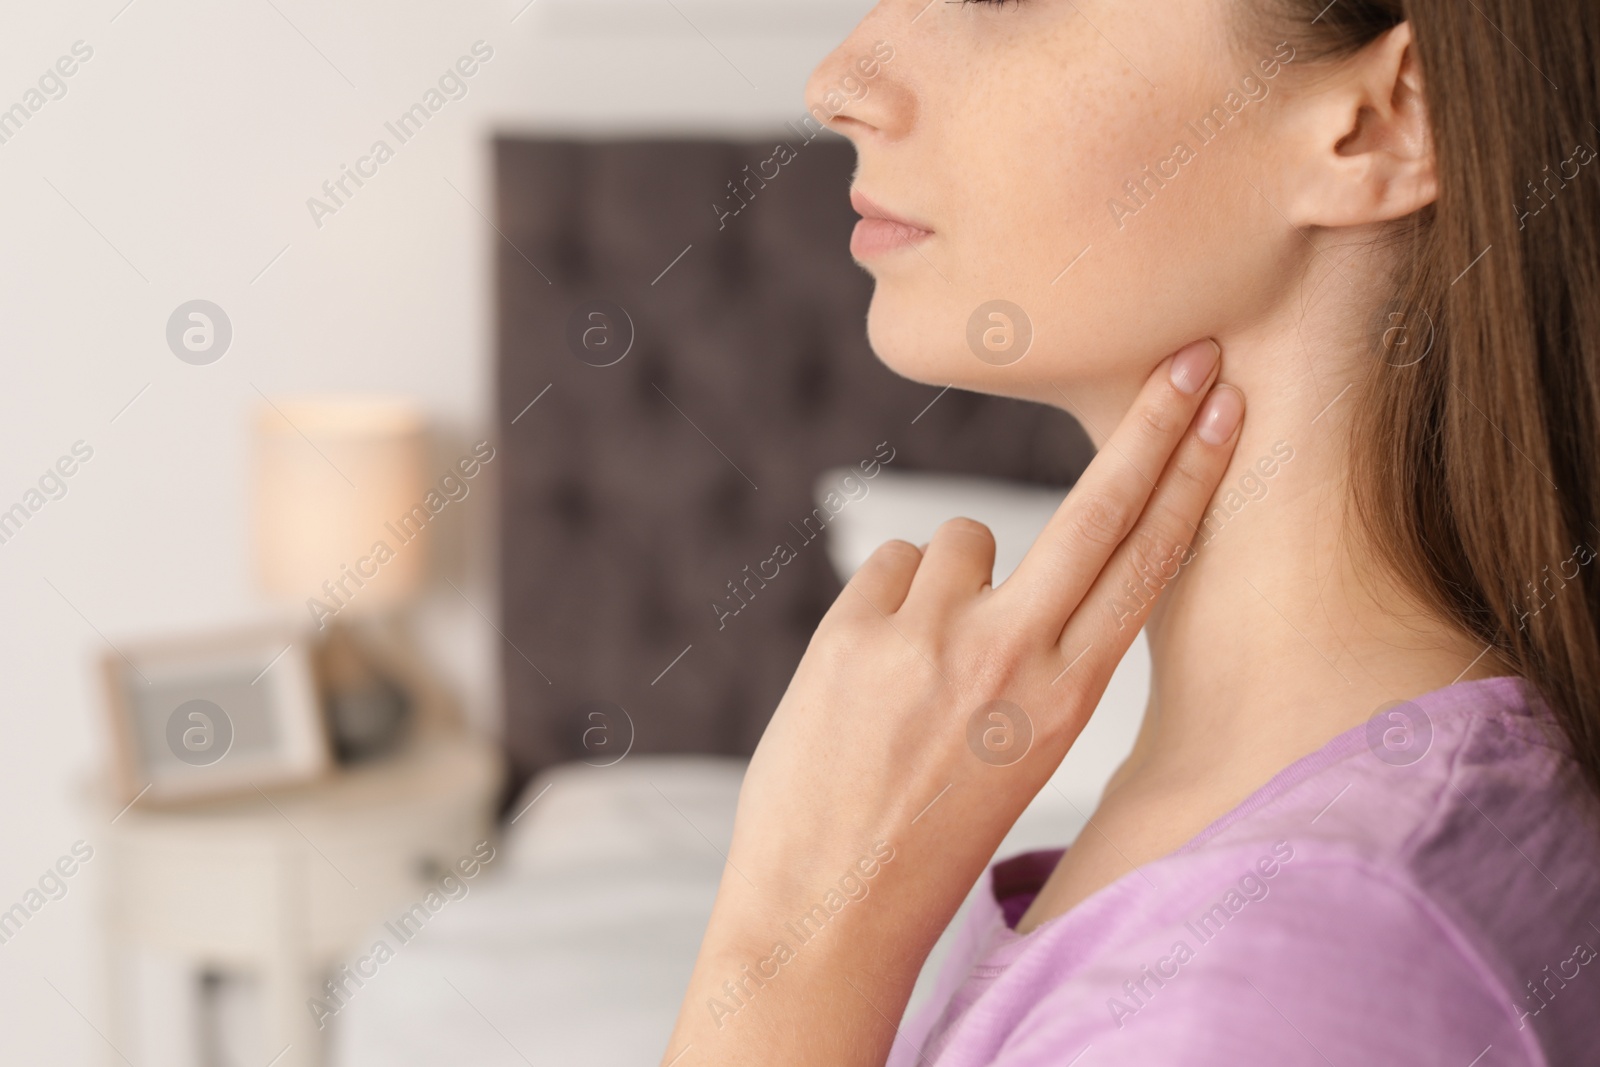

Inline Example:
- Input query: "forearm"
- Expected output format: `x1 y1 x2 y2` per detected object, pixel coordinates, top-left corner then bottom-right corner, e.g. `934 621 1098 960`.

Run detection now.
662 883 935 1067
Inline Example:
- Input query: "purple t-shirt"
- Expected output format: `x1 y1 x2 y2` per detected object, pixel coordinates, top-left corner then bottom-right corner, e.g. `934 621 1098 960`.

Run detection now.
887 676 1600 1066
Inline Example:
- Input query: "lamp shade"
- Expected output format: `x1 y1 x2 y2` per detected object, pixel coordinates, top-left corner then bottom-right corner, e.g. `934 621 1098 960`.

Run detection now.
254 397 430 621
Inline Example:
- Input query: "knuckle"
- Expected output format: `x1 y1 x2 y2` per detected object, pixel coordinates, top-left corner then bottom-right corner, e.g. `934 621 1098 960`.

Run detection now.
809 626 887 681
967 656 1022 698
820 585 872 627
1124 524 1187 588
1136 399 1180 439
872 538 923 565
806 613 856 664
938 516 995 547
1066 490 1133 548
1123 528 1166 579
954 635 1025 693
1165 446 1213 497
986 619 1040 667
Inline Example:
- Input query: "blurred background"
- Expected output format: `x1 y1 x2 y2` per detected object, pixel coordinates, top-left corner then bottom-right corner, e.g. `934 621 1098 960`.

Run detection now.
0 2 1147 1064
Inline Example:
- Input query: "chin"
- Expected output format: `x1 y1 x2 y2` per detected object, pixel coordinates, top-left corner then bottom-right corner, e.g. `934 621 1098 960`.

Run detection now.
863 285 1003 393
864 286 1107 410
863 295 943 386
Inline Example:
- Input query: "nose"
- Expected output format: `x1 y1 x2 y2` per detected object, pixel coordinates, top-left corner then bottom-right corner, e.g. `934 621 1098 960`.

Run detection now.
803 16 913 143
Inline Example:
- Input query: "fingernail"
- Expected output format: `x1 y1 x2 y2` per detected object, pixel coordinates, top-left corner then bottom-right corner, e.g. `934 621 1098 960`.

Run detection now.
1197 386 1243 445
1169 339 1221 395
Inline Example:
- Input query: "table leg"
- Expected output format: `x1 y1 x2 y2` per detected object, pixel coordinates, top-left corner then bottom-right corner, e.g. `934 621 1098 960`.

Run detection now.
262 841 319 1067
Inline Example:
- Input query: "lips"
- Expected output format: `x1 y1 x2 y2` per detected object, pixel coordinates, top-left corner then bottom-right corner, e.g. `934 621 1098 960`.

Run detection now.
849 188 934 260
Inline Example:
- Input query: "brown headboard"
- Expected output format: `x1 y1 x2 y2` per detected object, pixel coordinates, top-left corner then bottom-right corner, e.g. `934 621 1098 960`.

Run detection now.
493 136 1093 797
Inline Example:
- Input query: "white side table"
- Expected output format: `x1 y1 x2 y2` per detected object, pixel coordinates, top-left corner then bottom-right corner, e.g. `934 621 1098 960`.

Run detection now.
99 731 503 1067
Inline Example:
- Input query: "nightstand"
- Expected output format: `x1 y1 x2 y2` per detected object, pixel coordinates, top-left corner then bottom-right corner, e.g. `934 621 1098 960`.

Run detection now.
99 730 503 1067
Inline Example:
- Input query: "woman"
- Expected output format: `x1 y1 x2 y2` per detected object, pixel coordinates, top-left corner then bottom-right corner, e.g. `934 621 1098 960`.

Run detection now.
665 1 1600 1063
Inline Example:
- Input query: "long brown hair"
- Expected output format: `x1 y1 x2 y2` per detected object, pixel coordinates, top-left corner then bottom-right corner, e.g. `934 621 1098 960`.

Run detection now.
1252 0 1600 794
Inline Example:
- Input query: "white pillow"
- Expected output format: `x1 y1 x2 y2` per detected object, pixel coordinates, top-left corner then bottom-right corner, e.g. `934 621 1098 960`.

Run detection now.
500 755 746 877
815 466 1069 588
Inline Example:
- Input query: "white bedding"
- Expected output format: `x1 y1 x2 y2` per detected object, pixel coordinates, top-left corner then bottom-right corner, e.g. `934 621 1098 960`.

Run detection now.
332 468 1149 1066
332 757 745 1066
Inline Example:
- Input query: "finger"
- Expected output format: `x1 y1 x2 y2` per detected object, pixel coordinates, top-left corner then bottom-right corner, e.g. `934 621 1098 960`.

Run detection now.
898 517 997 615
1057 384 1244 666
1001 338 1222 633
837 539 924 617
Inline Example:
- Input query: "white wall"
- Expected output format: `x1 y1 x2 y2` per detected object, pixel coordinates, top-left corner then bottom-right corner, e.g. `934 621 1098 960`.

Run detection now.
0 1 870 1061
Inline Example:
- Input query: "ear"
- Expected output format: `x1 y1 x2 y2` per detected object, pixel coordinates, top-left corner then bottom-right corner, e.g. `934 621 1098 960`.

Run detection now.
1281 22 1437 228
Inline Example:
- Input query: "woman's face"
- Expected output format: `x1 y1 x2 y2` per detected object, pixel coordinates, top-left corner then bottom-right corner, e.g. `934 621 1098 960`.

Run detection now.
807 0 1308 423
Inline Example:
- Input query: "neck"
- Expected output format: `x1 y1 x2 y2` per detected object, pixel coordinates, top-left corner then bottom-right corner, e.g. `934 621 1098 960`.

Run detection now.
1052 265 1504 798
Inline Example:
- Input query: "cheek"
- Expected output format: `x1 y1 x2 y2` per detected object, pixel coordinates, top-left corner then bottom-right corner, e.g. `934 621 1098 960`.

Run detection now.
861 10 1290 401
865 89 1195 397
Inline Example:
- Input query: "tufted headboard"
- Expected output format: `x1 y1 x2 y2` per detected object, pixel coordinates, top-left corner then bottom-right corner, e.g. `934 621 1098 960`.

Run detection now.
493 136 1094 798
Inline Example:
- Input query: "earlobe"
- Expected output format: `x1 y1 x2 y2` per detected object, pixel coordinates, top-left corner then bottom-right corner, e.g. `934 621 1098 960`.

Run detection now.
1283 22 1438 229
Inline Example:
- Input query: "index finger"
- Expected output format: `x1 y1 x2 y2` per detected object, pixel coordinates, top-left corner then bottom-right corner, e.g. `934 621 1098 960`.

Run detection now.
999 339 1222 631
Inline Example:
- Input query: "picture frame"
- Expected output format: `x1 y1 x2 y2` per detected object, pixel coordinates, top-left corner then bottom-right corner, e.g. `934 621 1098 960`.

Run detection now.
101 627 333 806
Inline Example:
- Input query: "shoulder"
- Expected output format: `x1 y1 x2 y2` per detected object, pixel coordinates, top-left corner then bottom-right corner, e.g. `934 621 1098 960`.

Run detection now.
1002 840 1545 1065
1174 676 1600 978
998 676 1600 1066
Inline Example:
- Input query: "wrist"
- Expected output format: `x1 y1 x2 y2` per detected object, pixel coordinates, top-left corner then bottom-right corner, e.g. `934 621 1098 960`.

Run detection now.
699 842 945 1003
710 836 921 953
679 903 923 1062
666 836 977 1063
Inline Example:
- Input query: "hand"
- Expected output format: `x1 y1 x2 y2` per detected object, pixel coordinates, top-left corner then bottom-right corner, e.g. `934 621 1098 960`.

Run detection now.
664 339 1243 1066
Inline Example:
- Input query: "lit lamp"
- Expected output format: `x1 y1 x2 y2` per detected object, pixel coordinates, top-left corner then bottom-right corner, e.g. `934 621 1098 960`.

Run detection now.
255 398 430 762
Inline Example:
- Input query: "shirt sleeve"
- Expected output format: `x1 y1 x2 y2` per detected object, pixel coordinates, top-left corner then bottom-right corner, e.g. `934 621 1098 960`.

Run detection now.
993 859 1541 1067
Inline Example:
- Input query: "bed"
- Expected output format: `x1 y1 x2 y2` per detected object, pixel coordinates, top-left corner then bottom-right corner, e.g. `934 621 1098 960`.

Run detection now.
330 136 1148 1066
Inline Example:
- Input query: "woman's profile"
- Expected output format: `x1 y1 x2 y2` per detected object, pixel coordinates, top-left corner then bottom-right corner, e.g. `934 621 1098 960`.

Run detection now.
664 1 1600 1063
